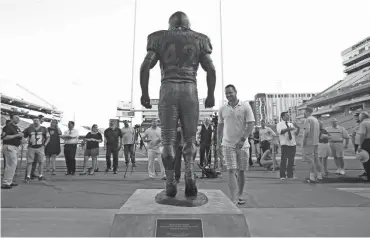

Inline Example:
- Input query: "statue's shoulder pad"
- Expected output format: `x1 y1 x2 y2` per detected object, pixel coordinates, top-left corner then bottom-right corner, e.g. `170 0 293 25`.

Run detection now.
191 31 210 41
148 30 167 38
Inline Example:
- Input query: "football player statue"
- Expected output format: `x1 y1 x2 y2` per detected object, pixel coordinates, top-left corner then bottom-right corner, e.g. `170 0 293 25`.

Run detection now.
140 11 216 198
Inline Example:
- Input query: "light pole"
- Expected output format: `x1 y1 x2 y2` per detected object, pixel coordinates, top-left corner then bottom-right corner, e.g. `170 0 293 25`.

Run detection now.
219 0 225 106
130 0 138 112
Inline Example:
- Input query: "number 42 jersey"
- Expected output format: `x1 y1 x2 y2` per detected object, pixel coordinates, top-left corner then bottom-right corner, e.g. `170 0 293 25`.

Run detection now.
146 29 213 83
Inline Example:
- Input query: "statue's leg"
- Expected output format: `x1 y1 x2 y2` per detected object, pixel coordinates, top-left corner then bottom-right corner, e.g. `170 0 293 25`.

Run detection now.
179 83 199 197
158 82 179 197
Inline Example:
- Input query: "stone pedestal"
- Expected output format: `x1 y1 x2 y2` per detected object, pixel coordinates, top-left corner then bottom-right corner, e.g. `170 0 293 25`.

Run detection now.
109 189 250 237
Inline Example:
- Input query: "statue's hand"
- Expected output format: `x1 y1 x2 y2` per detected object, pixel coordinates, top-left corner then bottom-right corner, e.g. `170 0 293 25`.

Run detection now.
141 95 152 109
205 95 215 108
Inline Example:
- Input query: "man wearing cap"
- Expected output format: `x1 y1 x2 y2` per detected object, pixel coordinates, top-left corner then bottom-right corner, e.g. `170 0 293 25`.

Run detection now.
352 112 367 177
357 111 370 181
302 107 323 182
325 118 349 175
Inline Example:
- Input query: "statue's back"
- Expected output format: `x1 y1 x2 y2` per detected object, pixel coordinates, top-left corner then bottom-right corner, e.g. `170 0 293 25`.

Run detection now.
147 29 212 84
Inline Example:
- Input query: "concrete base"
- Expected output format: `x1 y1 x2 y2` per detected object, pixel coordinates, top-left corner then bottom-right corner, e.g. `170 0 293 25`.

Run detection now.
109 189 250 237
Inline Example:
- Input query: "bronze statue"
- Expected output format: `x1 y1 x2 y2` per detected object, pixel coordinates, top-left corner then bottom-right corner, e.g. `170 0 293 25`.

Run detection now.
140 11 216 197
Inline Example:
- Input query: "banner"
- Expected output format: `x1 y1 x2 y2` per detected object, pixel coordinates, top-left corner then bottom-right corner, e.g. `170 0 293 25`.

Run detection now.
116 111 135 118
117 101 131 110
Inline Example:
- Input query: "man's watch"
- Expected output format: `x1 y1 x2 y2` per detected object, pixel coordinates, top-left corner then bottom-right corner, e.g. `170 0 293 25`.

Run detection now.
240 137 246 142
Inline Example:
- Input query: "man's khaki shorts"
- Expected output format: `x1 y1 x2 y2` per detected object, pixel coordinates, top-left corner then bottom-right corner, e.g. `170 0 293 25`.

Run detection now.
222 145 249 171
27 147 46 163
330 142 344 158
302 145 318 162
318 143 331 158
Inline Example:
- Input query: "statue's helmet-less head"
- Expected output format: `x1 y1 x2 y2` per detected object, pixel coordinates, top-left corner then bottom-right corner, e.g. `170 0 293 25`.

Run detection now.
168 11 191 30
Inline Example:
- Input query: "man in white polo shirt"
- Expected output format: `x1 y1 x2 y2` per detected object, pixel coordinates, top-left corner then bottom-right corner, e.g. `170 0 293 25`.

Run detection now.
276 111 300 180
217 84 255 205
61 121 79 175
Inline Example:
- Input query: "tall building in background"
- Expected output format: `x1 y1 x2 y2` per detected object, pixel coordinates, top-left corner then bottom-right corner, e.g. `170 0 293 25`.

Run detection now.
341 36 370 76
255 93 316 125
297 36 370 118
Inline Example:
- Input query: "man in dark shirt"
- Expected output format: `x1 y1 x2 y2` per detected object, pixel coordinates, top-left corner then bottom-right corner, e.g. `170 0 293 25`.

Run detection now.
1 114 23 189
104 120 122 174
198 118 213 168
81 124 103 175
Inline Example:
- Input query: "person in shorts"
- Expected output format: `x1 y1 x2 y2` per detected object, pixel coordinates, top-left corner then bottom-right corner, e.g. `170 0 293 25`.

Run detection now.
217 84 255 205
27 114 45 179
302 107 322 182
23 116 50 182
80 124 102 175
318 121 331 176
260 137 279 171
326 118 350 175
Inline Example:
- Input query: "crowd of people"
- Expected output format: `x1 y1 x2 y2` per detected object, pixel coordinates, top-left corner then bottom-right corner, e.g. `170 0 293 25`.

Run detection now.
2 85 370 205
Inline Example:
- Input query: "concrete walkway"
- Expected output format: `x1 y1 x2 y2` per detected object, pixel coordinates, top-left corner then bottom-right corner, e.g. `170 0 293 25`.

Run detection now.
1 161 370 237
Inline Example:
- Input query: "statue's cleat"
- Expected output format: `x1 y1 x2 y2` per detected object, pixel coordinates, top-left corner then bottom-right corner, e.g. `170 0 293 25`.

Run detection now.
185 179 198 197
166 182 177 197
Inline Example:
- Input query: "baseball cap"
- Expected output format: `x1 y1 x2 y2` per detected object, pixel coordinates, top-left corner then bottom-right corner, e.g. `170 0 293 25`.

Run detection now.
356 150 369 163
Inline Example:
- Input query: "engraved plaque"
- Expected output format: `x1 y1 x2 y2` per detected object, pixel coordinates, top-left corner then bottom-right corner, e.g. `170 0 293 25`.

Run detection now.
155 218 203 237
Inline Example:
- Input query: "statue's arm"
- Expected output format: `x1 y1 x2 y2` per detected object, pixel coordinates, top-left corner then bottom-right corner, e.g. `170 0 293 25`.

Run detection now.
140 51 158 97
200 54 216 98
